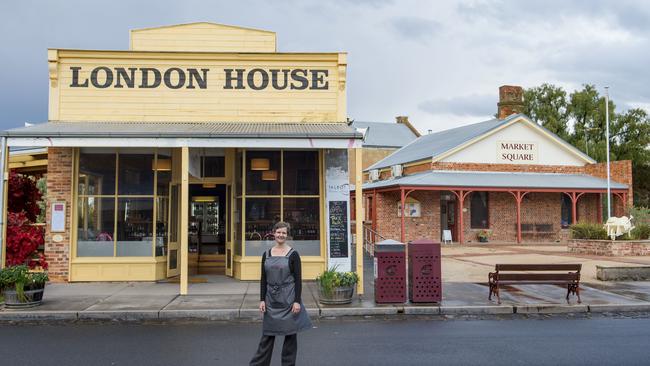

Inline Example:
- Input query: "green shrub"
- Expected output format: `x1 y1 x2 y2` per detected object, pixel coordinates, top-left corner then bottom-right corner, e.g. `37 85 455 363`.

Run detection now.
630 223 650 240
630 206 650 226
570 222 608 240
316 267 359 297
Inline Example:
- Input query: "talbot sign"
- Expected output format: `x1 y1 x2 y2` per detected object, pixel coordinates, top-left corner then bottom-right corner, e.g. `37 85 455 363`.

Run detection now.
497 141 538 163
69 66 329 90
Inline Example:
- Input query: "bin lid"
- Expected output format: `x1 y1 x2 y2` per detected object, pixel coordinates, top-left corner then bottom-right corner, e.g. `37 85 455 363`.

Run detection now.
375 239 405 252
408 239 441 245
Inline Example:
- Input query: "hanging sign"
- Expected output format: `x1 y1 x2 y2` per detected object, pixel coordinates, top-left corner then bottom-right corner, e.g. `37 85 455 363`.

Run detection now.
51 201 66 232
325 149 351 272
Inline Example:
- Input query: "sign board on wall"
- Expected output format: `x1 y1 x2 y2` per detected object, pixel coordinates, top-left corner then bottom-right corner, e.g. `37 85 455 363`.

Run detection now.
51 201 66 232
325 149 351 272
497 141 538 163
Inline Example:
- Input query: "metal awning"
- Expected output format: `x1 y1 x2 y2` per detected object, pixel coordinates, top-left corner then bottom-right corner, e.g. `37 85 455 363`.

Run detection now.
2 121 363 148
362 170 628 191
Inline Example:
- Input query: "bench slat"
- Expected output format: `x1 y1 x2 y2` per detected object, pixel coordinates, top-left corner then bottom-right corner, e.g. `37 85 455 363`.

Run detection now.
496 273 580 281
495 264 581 272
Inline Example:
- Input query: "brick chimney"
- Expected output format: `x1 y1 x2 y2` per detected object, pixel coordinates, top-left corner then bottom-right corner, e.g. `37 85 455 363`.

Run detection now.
395 116 422 137
497 85 524 119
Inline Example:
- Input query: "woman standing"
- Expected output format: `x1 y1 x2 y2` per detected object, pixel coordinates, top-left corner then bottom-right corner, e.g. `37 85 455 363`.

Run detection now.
250 221 312 366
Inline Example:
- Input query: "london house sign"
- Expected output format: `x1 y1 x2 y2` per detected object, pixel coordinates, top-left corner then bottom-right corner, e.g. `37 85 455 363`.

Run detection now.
69 66 330 90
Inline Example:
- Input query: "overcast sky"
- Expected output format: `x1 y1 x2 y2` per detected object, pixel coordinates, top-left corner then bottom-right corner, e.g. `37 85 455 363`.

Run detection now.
2 0 649 133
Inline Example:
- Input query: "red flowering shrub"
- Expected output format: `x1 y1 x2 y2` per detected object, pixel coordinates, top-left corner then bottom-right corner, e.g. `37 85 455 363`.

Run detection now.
6 171 47 269
8 171 42 222
5 212 46 269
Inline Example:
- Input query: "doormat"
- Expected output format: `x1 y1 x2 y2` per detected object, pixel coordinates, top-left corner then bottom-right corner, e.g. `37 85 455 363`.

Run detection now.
159 276 209 284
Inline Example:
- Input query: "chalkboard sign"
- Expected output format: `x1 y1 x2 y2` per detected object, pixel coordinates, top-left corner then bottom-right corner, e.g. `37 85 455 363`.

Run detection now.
329 201 349 258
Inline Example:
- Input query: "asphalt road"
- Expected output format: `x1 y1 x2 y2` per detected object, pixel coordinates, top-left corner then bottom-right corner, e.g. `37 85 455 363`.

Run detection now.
1 317 650 365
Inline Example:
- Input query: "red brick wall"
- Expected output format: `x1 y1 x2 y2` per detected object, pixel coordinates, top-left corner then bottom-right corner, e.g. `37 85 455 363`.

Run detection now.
373 190 601 243
374 191 440 242
44 147 73 281
569 239 650 256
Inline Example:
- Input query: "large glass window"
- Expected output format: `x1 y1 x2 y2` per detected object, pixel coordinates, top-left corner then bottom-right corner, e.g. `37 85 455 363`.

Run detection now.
246 151 280 195
283 151 319 195
77 197 116 257
240 150 321 257
76 148 169 258
470 192 489 229
78 153 115 195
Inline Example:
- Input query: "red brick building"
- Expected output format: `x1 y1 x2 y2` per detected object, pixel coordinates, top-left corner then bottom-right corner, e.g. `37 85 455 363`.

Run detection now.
361 86 632 245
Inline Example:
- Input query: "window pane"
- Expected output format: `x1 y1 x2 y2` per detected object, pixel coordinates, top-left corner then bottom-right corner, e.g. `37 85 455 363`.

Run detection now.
470 192 489 229
118 153 154 195
155 196 168 256
284 151 319 195
284 197 320 256
244 198 281 256
561 194 572 228
77 197 115 257
156 151 172 197
78 153 115 195
202 156 225 177
116 198 154 257
246 151 280 195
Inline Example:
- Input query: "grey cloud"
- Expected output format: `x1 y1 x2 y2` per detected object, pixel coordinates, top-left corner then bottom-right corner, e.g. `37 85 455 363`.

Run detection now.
418 94 496 116
389 17 442 43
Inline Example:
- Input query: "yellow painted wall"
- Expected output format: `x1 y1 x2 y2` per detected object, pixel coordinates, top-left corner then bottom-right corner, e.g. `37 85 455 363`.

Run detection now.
49 50 347 123
70 258 167 281
234 257 325 281
130 22 276 53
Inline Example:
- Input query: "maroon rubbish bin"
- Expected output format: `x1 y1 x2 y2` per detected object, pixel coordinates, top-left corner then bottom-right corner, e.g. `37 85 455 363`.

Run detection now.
374 239 406 303
408 239 442 303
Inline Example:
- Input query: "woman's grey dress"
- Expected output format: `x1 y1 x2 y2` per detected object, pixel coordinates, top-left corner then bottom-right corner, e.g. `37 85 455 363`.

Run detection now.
262 248 312 336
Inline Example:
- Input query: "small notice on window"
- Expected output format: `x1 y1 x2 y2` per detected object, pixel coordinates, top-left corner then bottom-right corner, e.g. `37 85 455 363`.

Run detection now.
51 201 66 232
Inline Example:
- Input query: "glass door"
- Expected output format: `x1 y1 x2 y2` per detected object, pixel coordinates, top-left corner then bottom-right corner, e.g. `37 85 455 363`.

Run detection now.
167 183 180 277
225 184 233 277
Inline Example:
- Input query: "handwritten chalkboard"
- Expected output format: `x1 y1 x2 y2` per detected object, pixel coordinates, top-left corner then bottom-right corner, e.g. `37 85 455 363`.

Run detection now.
329 201 349 258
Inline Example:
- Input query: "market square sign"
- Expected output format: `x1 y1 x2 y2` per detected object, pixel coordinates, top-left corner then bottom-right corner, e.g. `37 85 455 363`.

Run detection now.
497 141 538 163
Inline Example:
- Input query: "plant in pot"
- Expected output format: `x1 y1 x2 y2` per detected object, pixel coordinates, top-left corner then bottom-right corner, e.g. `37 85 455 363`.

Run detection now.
316 267 359 305
0 265 49 309
477 229 491 243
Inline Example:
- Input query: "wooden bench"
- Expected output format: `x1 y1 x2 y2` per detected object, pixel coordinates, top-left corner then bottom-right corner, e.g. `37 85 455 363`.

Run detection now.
488 264 582 304
516 223 556 240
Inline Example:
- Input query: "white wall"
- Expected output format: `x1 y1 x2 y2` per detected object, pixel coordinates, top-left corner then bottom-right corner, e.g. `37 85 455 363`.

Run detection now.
440 121 586 166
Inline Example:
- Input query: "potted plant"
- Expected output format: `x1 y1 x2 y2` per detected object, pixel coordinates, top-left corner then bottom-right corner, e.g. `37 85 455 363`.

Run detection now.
0 265 48 309
477 229 491 243
316 267 359 305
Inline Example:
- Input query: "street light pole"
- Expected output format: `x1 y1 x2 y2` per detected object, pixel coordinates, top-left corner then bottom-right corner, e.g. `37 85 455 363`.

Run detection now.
605 86 611 219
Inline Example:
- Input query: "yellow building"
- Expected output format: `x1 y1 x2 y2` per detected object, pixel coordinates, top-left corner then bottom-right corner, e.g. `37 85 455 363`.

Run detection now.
0 22 365 295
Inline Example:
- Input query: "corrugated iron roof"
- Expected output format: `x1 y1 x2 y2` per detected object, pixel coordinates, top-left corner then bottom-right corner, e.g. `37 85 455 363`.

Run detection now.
367 115 514 170
351 121 418 148
2 121 363 139
362 170 628 190
366 114 595 170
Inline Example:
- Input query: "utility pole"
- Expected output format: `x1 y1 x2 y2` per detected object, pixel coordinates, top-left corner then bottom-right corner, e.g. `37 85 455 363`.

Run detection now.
605 86 611 219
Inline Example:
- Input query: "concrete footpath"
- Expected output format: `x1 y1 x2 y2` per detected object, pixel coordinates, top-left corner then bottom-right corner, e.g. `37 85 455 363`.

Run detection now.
3 243 650 322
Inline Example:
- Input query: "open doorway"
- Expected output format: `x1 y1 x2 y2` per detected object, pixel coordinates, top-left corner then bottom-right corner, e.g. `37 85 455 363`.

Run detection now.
189 184 227 275
440 191 457 242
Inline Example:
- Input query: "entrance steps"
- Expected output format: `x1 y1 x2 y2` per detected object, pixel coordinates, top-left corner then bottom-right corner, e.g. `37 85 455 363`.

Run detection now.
198 254 225 275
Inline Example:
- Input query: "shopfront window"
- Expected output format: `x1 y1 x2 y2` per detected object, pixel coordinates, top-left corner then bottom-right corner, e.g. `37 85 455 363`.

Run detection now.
470 192 489 229
240 150 321 257
76 148 169 258
77 197 116 257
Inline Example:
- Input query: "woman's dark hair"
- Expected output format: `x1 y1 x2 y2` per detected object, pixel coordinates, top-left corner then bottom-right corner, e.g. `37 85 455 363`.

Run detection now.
273 221 291 233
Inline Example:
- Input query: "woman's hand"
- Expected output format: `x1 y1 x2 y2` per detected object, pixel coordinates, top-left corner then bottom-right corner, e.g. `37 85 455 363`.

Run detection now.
259 301 266 313
291 302 301 314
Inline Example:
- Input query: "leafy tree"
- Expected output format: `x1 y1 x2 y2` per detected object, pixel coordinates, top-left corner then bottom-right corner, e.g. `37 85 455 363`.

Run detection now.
523 84 650 206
